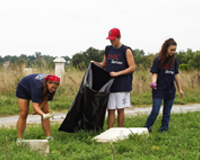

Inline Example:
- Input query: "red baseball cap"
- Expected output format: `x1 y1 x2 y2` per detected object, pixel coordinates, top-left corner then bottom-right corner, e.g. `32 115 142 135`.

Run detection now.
106 28 121 40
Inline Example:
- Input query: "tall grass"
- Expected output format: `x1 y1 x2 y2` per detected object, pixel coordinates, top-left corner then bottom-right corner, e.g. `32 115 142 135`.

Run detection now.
0 65 200 116
132 69 200 94
131 69 200 105
1 66 200 96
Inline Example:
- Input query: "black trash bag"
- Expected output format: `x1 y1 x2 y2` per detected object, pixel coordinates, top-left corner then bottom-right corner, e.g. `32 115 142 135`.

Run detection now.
58 63 114 133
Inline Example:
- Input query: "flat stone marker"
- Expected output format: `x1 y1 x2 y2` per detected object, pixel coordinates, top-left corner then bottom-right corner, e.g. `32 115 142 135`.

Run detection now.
93 127 149 143
19 139 49 154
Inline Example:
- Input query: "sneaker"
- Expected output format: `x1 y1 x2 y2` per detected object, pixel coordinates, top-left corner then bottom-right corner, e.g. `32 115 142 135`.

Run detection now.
144 126 152 133
145 126 152 133
43 112 55 120
160 129 168 133
16 138 22 146
46 136 54 141
148 127 152 133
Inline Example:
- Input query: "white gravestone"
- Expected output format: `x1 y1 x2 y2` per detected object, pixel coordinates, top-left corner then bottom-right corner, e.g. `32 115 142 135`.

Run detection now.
53 57 66 84
18 139 49 154
93 127 149 143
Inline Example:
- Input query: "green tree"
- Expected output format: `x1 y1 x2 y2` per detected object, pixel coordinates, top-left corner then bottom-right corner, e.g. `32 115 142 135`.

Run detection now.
83 47 104 64
179 63 189 70
191 52 200 69
15 58 26 66
35 52 41 59
71 53 87 70
176 51 188 64
10 56 18 63
132 49 154 70
62 56 71 65
19 54 28 60
0 56 4 65
71 47 104 69
3 55 12 62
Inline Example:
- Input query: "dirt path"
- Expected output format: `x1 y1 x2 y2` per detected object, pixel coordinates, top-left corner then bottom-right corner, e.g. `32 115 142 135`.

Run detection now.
0 104 200 128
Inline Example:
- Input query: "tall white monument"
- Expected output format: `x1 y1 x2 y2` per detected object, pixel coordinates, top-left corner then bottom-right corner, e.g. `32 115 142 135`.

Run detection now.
53 57 66 84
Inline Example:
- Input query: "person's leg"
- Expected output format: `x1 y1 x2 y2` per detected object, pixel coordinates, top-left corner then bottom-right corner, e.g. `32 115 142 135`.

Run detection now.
117 108 124 127
144 98 162 131
41 101 51 137
108 109 115 128
160 99 174 132
17 98 29 138
115 92 131 127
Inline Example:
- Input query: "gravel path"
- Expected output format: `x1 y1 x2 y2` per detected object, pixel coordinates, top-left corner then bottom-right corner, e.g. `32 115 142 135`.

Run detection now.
0 104 200 128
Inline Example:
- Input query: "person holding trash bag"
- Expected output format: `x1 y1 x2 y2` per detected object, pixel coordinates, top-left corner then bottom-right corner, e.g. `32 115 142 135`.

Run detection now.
92 28 136 128
144 38 184 133
16 74 60 143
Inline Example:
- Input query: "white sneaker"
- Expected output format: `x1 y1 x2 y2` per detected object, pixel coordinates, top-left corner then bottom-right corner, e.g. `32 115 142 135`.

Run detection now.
46 136 54 141
16 138 22 146
43 112 55 120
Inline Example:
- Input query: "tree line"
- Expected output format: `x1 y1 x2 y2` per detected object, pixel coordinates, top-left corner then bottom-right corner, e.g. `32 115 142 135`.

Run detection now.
0 47 199 70
0 52 71 70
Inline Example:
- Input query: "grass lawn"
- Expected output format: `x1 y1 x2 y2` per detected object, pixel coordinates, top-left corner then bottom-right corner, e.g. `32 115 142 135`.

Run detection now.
0 111 200 160
1 89 200 117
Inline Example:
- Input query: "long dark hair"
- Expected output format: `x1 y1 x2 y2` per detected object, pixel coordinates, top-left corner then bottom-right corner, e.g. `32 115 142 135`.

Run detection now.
158 38 177 68
40 80 59 104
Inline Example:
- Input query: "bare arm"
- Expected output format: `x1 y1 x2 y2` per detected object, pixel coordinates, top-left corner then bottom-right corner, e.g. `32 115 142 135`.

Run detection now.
175 74 184 98
110 49 136 77
32 100 48 116
152 73 158 83
91 55 106 68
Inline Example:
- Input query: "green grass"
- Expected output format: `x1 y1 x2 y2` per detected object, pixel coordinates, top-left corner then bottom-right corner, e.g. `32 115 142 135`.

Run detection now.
174 89 200 105
0 112 200 160
0 95 18 116
0 94 72 117
1 89 200 116
131 88 200 106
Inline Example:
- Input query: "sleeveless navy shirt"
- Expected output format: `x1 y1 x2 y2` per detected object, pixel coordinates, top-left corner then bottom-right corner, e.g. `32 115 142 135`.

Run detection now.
105 44 133 92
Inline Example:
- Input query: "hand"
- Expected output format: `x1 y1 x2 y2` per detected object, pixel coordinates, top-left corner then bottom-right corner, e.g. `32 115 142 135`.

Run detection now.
179 89 184 98
43 111 55 120
109 72 118 77
90 60 95 63
150 82 157 89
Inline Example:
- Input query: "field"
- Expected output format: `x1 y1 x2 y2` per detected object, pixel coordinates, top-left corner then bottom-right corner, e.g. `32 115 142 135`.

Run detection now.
0 66 200 116
0 66 200 159
0 112 200 160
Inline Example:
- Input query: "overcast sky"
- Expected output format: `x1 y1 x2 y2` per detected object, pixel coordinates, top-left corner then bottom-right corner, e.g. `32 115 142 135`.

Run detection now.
0 0 200 58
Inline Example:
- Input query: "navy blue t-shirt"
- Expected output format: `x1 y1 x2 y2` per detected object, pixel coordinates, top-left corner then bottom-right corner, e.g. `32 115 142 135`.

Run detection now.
151 56 179 99
17 73 47 103
105 44 133 92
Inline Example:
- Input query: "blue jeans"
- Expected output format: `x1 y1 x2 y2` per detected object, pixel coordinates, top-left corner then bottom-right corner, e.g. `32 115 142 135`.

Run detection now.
144 98 174 132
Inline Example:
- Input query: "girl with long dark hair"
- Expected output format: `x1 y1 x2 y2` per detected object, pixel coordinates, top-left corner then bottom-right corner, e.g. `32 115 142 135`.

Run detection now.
144 38 184 132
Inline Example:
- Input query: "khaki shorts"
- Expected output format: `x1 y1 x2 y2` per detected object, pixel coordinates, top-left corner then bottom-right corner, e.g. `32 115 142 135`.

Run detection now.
107 92 132 110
